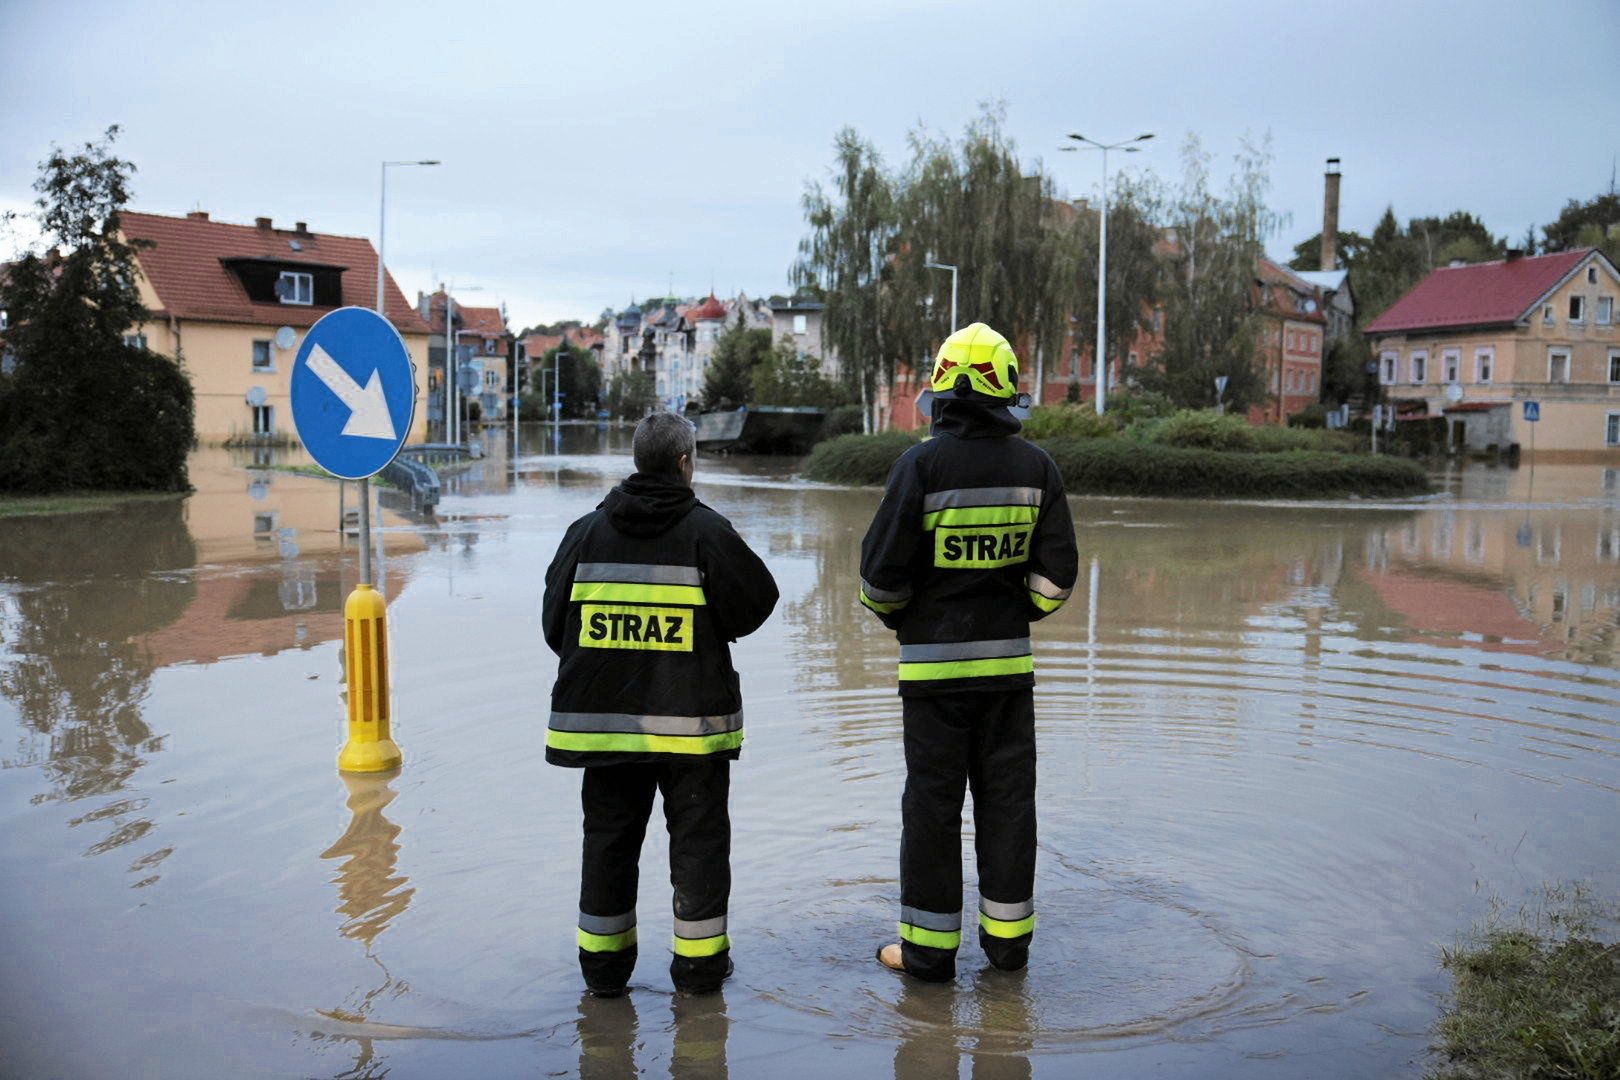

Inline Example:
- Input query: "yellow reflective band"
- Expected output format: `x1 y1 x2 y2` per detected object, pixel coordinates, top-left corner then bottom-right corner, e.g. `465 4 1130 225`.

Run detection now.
861 590 908 615
923 504 1040 530
898 654 1034 681
570 581 708 606
579 604 694 652
672 933 730 958
898 922 962 950
578 927 638 952
934 524 1034 569
978 911 1036 939
1028 589 1065 613
546 729 744 755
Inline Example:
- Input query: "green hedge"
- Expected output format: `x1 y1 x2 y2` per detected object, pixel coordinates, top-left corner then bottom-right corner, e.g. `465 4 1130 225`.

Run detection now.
803 431 1430 498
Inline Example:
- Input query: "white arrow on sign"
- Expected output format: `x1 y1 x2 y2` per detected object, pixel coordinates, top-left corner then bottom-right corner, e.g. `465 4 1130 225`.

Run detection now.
306 344 396 440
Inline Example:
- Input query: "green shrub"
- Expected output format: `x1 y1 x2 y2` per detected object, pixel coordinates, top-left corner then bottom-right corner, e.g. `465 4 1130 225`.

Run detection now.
803 432 918 484
1288 402 1328 428
816 404 866 443
1149 409 1257 451
1040 438 1430 498
1249 425 1360 454
1106 390 1177 426
1020 404 1118 440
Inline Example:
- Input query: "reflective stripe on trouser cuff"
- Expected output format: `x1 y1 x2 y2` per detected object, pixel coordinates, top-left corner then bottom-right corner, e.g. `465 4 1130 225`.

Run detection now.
672 921 730 958
898 922 962 950
899 906 962 950
897 640 1033 681
579 924 638 952
575 562 703 586
978 907 1035 939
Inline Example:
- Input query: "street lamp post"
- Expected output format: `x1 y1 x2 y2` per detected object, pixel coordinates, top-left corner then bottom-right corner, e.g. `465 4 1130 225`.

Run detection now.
553 345 568 422
1061 132 1152 415
924 261 959 334
441 284 484 447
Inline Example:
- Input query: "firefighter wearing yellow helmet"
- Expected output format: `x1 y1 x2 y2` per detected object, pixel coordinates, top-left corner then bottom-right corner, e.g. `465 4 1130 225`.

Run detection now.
859 322 1078 982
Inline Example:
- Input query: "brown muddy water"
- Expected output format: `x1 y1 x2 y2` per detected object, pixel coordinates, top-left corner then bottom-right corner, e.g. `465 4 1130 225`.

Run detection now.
2 429 1618 1079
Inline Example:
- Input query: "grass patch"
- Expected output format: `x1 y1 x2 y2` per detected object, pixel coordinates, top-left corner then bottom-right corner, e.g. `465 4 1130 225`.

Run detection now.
802 431 1430 498
1431 884 1620 1080
0 491 185 519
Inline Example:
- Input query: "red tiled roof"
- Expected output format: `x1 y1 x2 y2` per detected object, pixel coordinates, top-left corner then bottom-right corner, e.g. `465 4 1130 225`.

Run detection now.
689 294 727 321
454 303 506 337
122 211 429 333
1364 249 1593 335
524 327 605 357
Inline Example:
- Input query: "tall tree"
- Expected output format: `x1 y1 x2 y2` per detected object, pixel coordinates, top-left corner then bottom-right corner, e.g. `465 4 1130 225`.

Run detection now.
0 126 194 493
750 341 845 407
1138 135 1278 410
793 129 896 431
701 314 773 407
1068 171 1164 391
1542 191 1620 263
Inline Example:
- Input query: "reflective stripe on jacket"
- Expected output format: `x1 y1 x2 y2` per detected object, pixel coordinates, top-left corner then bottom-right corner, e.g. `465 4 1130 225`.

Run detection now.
859 400 1078 696
542 474 779 766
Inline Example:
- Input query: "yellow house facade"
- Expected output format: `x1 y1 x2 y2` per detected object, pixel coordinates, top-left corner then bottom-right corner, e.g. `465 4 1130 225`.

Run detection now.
122 211 432 445
1365 247 1620 457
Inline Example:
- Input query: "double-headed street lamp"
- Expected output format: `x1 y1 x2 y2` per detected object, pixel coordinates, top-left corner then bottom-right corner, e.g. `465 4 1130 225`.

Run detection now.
376 160 440 314
1060 132 1152 415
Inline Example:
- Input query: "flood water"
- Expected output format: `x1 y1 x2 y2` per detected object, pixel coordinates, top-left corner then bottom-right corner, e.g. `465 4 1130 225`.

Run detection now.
2 430 1618 1079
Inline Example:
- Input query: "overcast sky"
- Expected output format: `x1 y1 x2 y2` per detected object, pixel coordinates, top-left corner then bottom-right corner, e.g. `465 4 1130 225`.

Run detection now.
3 0 1616 330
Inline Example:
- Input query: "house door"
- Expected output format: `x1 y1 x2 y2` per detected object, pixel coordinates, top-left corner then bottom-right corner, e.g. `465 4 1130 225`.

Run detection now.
1450 419 1467 452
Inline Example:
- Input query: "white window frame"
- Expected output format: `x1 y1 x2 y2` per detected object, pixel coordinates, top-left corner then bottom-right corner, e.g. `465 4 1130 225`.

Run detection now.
792 313 808 335
252 338 274 372
1598 296 1614 325
1569 295 1585 324
1441 348 1460 383
278 270 313 305
1543 304 1555 326
1548 347 1571 384
123 332 148 350
1588 266 1599 284
1410 350 1428 384
1475 347 1494 384
1607 410 1620 448
1380 350 1397 385
251 403 275 436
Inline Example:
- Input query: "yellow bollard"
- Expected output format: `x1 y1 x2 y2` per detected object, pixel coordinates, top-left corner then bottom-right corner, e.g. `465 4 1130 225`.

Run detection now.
338 583 402 773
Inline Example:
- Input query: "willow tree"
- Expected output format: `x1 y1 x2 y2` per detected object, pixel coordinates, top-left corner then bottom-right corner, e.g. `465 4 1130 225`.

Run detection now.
1067 171 1164 392
794 129 896 431
887 109 1084 399
1140 135 1279 410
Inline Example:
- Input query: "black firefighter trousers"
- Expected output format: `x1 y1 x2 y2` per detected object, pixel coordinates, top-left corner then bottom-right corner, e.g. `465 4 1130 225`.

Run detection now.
577 760 731 993
899 688 1037 982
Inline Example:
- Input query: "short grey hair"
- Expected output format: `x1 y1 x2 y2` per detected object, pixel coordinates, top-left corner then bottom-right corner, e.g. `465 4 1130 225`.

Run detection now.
632 411 697 475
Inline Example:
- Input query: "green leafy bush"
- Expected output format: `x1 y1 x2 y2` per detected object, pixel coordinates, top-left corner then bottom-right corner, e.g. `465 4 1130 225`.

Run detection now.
1041 438 1429 498
1148 409 1257 451
803 432 919 484
1249 425 1359 454
1287 402 1328 428
816 404 866 443
1106 390 1177 426
1020 405 1118 440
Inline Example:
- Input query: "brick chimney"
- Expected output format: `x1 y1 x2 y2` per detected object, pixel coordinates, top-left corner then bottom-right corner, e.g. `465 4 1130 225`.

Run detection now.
294 221 310 235
255 216 273 230
186 210 209 221
1320 158 1341 272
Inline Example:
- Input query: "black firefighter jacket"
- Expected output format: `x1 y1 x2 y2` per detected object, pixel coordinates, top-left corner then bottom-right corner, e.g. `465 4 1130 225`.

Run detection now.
542 471 779 767
859 399 1079 696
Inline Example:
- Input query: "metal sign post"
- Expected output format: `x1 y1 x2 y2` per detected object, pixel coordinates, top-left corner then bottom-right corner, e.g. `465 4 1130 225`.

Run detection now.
290 306 416 774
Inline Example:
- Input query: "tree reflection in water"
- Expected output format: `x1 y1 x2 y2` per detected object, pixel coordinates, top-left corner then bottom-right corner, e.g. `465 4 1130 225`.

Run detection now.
0 500 195 880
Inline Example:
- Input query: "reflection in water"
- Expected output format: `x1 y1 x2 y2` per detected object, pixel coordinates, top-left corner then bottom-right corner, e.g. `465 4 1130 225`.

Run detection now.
0 500 194 877
671 990 731 1080
315 771 415 1080
892 974 1035 1080
576 993 640 1079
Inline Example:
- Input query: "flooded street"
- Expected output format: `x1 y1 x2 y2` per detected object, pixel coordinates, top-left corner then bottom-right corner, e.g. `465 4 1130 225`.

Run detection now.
2 430 1618 1079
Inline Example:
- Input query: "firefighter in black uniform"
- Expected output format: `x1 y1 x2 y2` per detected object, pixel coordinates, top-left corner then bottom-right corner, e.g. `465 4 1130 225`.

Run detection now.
543 411 779 997
860 323 1079 982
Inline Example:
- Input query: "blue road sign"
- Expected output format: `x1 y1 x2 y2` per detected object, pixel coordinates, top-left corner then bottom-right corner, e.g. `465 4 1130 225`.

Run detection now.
290 307 415 479
1523 400 1541 423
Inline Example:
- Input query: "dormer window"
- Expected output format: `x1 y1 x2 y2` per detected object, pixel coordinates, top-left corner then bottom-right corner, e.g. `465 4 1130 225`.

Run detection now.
277 271 313 305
